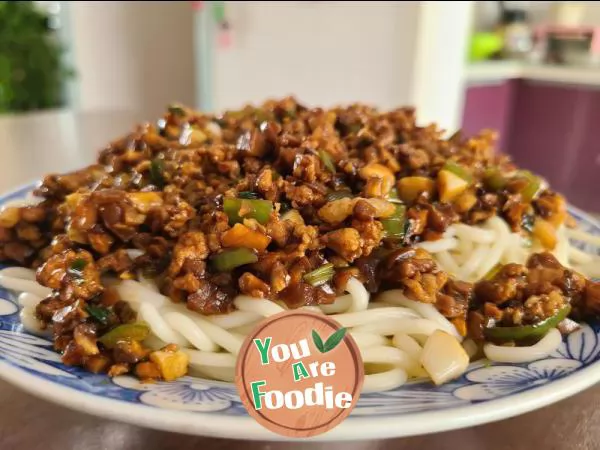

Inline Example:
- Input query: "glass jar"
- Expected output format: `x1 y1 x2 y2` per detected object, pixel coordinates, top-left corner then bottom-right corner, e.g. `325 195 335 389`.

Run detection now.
500 10 533 60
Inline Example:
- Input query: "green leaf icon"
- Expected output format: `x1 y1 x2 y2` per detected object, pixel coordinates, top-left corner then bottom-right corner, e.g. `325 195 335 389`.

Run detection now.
322 327 347 353
312 329 325 352
312 327 347 353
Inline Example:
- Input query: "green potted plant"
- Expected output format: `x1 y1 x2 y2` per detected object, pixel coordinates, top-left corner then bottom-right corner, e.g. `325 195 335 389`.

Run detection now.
0 1 73 113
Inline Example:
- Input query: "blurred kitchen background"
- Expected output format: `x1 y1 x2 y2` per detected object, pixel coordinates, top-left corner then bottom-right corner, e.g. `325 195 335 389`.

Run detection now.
1 1 600 212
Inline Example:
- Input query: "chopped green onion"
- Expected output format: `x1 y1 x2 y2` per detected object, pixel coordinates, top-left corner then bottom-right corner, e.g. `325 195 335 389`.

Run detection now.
237 191 259 200
279 200 292 214
150 159 165 188
326 189 353 202
483 263 502 281
68 258 87 278
516 170 542 203
86 304 110 325
483 168 506 191
348 123 362 134
284 109 297 120
318 150 336 174
387 187 403 204
223 198 273 225
484 305 571 342
99 322 151 348
521 214 535 233
380 204 407 239
168 104 185 117
443 161 473 183
211 247 258 272
303 263 335 287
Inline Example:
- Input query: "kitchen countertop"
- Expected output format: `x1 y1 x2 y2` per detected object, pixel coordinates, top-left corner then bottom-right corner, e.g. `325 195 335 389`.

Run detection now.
0 109 599 449
465 60 600 86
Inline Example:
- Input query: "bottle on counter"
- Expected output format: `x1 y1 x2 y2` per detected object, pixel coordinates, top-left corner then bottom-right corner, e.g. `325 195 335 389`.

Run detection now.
499 9 533 60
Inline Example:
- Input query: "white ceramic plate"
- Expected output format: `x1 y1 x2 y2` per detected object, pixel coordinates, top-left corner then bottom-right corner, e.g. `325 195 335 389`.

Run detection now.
1 184 600 441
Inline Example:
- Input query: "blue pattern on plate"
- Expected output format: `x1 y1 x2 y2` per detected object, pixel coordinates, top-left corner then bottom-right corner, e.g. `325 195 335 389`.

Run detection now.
0 184 599 417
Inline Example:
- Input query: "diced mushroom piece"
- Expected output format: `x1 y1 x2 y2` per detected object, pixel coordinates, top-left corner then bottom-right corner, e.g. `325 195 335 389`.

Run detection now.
532 218 557 250
420 330 469 385
127 192 163 213
318 198 355 224
74 324 99 356
135 361 162 380
364 198 396 218
397 177 435 204
322 228 362 261
438 170 469 203
149 345 190 381
453 190 478 213
360 163 395 197
0 207 21 228
221 223 271 251
281 209 305 226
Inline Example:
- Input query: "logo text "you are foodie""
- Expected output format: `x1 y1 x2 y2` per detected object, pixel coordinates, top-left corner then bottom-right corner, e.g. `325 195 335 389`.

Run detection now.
251 327 351 410
235 311 364 438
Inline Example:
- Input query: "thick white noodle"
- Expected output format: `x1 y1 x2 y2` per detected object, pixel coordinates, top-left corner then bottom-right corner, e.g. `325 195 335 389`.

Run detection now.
194 366 235 383
435 250 461 276
392 333 423 361
462 338 479 359
160 304 244 355
568 245 594 264
484 328 562 363
459 244 489 280
319 294 353 314
566 227 600 247
346 277 369 312
184 349 236 367
350 332 388 350
137 272 160 292
473 216 510 280
115 280 168 309
352 318 448 337
300 305 324 314
554 226 570 267
377 290 462 340
449 223 496 244
0 275 51 298
228 322 263 336
361 346 417 372
416 238 458 253
0 267 37 280
332 307 420 328
453 238 474 265
137 303 190 347
19 307 50 336
234 296 285 317
17 292 42 309
163 312 219 352
206 310 263 329
362 368 408 393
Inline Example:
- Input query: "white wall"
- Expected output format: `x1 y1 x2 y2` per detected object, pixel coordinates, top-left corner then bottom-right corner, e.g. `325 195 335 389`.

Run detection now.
213 1 420 111
411 1 473 133
67 1 196 120
212 1 472 133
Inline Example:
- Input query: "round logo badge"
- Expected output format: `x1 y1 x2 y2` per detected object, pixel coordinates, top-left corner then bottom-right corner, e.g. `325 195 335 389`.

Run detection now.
235 310 364 438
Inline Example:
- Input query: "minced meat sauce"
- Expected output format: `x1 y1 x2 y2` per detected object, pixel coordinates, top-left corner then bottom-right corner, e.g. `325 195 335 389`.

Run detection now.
0 97 598 381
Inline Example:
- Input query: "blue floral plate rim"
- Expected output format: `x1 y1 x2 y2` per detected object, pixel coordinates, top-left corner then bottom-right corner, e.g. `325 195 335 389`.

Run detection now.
1 183 600 442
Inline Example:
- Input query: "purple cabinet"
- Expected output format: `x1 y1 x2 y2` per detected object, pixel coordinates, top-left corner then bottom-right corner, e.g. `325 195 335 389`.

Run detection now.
462 80 600 212
462 81 518 153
